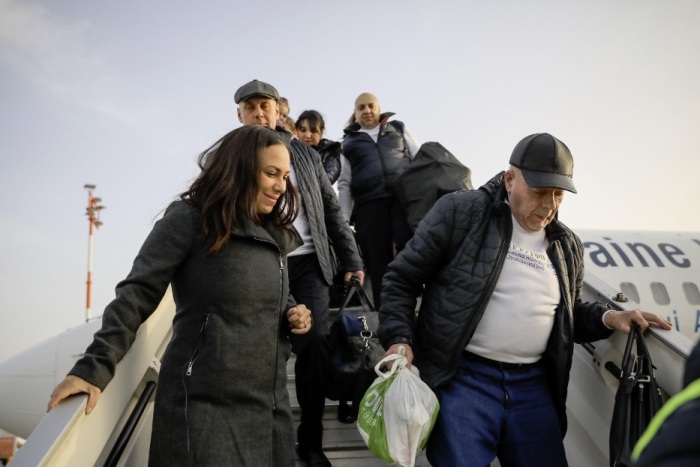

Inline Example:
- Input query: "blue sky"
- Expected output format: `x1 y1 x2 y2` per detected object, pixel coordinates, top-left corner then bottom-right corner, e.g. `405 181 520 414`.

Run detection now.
1 0 699 362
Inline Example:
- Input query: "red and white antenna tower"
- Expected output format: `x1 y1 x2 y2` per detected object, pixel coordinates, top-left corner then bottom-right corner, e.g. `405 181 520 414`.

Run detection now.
84 184 105 322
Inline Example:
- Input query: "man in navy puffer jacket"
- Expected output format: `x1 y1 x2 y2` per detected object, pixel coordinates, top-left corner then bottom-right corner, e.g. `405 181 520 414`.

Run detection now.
378 132 672 467
338 93 420 308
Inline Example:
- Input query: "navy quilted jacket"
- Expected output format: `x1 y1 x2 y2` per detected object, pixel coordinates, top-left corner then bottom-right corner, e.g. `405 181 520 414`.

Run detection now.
378 172 613 434
341 113 409 207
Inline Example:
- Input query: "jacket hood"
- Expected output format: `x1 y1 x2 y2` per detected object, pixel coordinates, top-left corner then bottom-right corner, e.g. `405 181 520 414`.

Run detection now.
343 112 396 135
480 171 510 217
481 171 506 201
315 138 341 153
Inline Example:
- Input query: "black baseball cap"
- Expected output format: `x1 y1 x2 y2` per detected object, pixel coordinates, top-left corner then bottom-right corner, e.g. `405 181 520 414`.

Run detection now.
234 80 280 104
509 133 577 193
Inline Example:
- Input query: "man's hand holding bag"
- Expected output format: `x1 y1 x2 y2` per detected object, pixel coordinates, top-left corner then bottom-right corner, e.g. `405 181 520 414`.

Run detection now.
357 346 440 467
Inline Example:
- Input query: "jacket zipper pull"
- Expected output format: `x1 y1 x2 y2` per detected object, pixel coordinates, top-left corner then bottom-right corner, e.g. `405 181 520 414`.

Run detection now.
279 257 284 271
185 313 210 377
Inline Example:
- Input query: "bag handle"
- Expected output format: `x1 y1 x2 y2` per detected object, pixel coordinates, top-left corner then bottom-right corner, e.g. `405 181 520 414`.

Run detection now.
374 345 407 378
632 324 654 365
619 323 639 379
373 346 421 379
620 323 657 390
339 277 375 313
607 323 651 383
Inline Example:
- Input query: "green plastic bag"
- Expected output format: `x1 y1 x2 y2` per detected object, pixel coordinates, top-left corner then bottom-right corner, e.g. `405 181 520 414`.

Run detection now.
357 347 440 467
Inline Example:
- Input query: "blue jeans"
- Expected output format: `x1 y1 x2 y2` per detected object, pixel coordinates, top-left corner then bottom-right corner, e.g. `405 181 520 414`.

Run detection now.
426 352 568 467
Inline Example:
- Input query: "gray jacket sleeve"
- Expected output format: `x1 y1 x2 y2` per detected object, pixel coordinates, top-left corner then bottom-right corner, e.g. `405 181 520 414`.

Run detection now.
316 150 363 273
337 155 353 222
292 140 363 278
69 201 196 389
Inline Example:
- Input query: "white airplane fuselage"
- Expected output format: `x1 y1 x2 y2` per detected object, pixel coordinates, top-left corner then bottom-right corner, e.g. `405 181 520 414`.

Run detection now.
577 229 700 340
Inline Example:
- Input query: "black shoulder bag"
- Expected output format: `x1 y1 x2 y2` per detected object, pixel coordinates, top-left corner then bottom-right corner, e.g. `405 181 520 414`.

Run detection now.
326 278 385 402
609 323 663 467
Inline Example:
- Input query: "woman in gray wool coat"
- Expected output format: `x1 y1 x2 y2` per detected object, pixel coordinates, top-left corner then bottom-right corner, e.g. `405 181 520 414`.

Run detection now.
48 125 313 466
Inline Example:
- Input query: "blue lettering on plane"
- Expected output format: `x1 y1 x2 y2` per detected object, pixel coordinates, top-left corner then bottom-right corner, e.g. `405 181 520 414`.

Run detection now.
663 309 700 334
669 309 680 331
584 237 693 268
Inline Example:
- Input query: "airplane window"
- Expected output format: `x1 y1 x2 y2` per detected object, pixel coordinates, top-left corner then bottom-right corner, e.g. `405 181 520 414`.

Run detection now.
650 282 670 306
620 282 640 303
682 282 700 305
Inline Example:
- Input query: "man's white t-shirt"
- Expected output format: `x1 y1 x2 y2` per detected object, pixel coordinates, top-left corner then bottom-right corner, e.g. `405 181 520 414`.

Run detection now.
465 215 561 363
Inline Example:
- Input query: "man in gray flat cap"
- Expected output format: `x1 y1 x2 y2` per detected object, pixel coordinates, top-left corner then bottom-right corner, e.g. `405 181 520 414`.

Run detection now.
377 133 672 467
235 79 364 467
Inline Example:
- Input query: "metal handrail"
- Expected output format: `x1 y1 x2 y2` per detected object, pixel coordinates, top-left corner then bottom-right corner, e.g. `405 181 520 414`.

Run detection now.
103 380 157 467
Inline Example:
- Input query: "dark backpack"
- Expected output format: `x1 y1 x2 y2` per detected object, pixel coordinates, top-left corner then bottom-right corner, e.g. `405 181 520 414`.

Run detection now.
392 141 473 232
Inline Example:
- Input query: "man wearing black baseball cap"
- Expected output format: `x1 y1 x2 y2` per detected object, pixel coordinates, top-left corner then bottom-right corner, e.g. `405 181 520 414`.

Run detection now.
508 132 577 193
234 79 364 467
377 132 671 466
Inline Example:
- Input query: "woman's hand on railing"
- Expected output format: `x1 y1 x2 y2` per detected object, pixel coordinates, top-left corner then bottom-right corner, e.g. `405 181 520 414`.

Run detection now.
47 375 102 415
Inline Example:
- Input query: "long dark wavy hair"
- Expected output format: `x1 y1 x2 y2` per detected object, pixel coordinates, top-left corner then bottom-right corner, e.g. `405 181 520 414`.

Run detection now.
180 125 299 253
